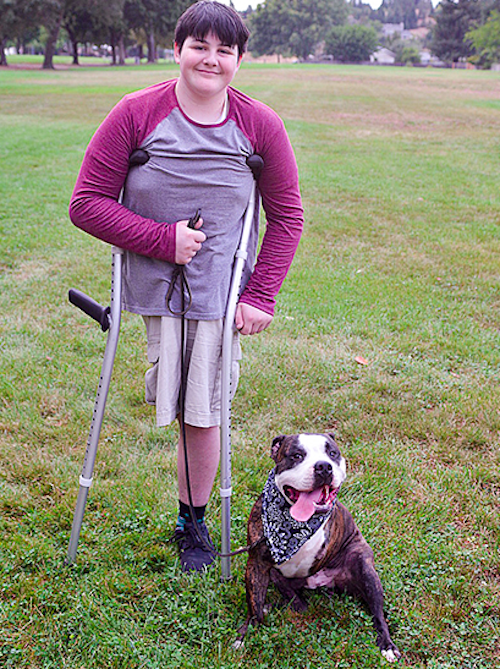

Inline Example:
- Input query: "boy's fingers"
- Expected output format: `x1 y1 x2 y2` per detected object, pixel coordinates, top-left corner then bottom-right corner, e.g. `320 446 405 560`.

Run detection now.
177 220 206 241
175 220 206 264
179 216 204 229
235 303 273 335
235 304 244 330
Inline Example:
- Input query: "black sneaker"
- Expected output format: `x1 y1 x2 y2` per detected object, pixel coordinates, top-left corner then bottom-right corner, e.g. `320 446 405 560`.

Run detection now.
174 520 215 572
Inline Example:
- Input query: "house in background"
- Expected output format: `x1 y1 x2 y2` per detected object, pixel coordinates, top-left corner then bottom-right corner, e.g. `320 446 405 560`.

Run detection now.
419 49 445 66
370 47 396 64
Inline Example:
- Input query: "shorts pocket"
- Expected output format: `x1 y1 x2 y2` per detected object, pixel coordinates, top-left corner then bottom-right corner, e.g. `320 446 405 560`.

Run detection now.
145 361 159 405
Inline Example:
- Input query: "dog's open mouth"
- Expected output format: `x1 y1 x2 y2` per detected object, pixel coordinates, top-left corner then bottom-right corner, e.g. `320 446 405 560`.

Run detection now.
284 485 339 522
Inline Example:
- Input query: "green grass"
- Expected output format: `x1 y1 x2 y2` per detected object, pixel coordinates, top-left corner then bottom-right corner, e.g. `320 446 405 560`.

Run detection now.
1 61 499 668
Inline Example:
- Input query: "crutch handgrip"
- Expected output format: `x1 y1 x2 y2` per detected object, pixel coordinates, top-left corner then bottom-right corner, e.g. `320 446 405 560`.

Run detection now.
69 288 111 332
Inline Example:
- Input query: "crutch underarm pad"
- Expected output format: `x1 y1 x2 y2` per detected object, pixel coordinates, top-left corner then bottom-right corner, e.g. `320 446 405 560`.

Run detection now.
68 288 111 332
246 154 264 179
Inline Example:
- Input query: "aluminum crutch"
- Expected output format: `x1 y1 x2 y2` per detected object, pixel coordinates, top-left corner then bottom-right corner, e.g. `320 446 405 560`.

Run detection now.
65 150 149 565
65 246 123 565
220 154 263 580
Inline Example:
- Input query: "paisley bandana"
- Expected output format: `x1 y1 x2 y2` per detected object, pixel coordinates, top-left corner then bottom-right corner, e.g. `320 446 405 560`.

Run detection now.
262 469 336 565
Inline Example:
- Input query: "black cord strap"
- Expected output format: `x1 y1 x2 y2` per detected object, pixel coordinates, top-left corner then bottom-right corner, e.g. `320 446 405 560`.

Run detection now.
166 266 193 316
171 209 262 560
165 209 201 316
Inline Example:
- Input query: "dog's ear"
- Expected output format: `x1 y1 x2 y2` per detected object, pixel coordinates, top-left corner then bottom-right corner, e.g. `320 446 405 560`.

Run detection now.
271 435 286 462
327 432 336 443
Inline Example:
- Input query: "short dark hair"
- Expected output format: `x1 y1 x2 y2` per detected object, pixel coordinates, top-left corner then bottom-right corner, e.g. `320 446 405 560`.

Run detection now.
175 1 250 58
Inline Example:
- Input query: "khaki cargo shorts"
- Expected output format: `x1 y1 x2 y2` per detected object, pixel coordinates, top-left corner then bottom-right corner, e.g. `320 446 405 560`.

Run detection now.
143 316 241 428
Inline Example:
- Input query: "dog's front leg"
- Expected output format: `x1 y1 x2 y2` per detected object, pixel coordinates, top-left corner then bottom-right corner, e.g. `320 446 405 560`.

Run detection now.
362 569 400 662
342 552 401 663
245 552 272 624
234 553 271 648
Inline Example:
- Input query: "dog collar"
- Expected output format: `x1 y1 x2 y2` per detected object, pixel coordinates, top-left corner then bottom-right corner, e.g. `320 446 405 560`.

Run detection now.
262 469 336 565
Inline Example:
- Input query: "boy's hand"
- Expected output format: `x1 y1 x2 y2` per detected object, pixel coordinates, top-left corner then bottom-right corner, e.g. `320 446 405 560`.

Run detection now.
235 303 273 335
175 217 206 264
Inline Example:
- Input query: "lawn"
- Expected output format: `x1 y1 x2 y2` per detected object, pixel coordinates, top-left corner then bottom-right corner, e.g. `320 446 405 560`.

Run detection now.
0 60 499 668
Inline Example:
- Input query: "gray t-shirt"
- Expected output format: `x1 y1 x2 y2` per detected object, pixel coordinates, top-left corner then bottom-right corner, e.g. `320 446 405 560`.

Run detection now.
122 106 256 319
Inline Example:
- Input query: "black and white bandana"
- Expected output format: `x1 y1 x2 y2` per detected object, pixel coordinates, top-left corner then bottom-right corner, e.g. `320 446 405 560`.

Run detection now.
261 469 336 565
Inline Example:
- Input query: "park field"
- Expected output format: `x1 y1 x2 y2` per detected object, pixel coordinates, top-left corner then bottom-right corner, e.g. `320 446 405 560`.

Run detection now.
0 60 499 668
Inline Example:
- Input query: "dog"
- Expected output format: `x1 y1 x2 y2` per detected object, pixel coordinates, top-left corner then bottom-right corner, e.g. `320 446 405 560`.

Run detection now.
235 433 401 663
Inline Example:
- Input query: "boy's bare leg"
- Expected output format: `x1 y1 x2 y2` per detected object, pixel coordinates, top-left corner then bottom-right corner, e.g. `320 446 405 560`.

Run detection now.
177 424 220 506
175 424 220 571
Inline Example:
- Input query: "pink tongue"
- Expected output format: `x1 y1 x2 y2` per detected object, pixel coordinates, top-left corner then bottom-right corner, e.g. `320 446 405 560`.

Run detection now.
290 489 323 522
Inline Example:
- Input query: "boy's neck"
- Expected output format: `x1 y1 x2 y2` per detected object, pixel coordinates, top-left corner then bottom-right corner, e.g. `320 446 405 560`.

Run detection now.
175 79 228 124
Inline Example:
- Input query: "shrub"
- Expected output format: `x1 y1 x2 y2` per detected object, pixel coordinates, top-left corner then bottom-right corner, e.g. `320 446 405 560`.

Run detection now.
325 24 378 63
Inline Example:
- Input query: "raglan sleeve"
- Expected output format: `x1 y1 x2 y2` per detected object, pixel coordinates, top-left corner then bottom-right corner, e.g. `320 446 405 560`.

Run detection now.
239 110 304 316
68 97 176 263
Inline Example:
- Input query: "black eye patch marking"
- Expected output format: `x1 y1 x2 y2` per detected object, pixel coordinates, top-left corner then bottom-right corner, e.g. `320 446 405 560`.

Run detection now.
324 438 340 462
275 438 306 474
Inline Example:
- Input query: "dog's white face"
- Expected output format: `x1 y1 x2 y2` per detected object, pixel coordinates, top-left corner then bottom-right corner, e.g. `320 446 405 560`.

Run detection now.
272 433 346 522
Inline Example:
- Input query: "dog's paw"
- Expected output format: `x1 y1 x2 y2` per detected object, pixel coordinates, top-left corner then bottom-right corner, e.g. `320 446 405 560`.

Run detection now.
232 638 244 651
381 647 401 663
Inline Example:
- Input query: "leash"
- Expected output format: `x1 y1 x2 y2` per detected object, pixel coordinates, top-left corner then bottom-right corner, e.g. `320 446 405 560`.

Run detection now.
165 209 201 316
167 210 263 560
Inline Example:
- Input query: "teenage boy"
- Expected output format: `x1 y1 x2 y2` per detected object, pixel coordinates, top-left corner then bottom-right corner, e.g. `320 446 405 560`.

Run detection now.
69 1 304 572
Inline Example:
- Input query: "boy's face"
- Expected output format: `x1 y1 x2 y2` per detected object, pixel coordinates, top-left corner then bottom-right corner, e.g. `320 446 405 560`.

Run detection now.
174 32 242 101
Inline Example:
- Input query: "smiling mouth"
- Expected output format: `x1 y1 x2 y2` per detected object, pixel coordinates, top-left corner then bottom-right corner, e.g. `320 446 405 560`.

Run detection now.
284 485 339 522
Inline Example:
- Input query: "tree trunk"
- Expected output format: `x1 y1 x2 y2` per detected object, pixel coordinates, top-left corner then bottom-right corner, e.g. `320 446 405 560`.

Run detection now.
43 11 64 69
118 35 126 65
147 28 156 63
66 26 79 65
1 37 8 66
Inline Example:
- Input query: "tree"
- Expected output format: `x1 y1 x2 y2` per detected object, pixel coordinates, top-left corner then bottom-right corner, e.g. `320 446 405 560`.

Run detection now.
325 22 378 61
102 0 128 65
1 0 17 64
64 0 105 65
401 41 421 62
248 0 295 58
431 0 481 64
374 0 432 29
124 0 186 63
467 8 500 67
383 31 422 62
350 0 377 24
0 0 40 65
483 0 500 21
37 0 65 68
249 0 349 60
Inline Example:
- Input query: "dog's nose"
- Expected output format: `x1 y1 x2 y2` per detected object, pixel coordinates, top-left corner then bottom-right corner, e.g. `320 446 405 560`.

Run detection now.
315 461 333 475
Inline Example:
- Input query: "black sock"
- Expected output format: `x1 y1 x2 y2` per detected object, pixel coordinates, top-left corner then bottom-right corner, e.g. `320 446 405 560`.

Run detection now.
177 501 206 527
